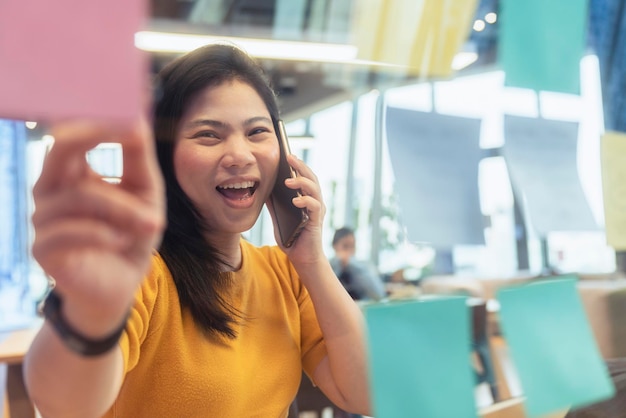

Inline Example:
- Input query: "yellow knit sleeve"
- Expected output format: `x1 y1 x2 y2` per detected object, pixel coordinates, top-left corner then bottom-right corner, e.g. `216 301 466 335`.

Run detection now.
261 243 329 380
291 261 328 379
118 253 166 373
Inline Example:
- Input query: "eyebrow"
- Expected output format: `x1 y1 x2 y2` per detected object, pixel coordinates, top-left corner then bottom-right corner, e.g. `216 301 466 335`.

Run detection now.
183 116 273 130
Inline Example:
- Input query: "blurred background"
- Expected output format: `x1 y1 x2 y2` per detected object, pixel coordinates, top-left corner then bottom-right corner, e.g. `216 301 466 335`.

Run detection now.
1 0 624 330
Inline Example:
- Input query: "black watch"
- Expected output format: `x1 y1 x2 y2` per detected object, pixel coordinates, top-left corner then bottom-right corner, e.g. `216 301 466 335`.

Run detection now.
42 289 128 356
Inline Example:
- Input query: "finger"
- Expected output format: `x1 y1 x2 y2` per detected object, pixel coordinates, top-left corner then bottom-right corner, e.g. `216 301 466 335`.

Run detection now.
32 219 157 290
281 176 325 224
284 155 321 199
287 154 317 181
292 194 322 216
36 121 129 191
119 118 163 197
32 219 132 266
32 181 160 234
286 176 321 201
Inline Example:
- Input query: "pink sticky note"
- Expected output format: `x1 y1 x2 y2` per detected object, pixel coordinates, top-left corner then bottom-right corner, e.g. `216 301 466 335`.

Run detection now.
0 0 148 123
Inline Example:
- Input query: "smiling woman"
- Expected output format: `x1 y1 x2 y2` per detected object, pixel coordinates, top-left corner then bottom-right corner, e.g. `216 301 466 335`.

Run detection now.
24 43 372 418
172 80 279 237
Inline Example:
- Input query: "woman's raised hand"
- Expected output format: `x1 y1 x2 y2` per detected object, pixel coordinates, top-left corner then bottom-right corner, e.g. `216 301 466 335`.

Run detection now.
31 119 165 337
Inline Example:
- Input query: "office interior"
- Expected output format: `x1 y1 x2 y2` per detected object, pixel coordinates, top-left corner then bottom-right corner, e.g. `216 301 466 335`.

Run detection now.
2 0 626 417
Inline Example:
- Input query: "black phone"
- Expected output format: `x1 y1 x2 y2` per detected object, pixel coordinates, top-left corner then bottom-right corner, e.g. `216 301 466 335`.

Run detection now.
269 120 309 248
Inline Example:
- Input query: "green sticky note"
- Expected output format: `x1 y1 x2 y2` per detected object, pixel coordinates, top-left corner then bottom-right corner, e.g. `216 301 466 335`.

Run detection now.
497 277 615 417
499 0 588 94
364 297 477 418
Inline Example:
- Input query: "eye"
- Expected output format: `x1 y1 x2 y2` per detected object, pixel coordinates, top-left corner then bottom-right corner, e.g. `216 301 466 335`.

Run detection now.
191 130 221 145
248 127 272 141
195 130 218 138
249 127 270 136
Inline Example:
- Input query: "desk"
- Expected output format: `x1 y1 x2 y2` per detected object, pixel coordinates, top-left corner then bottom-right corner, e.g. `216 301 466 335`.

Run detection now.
479 397 568 418
0 324 40 418
576 280 626 359
420 273 538 300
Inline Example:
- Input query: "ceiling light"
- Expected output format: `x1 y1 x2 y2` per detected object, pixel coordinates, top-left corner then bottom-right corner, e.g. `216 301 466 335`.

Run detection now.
135 31 358 64
485 12 497 24
136 31 477 73
473 20 486 32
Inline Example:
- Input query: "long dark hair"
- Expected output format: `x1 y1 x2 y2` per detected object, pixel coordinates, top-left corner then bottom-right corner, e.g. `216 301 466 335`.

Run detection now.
153 43 280 338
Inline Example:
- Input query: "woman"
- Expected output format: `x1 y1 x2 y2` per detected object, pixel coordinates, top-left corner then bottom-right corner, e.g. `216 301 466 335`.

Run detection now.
24 44 371 418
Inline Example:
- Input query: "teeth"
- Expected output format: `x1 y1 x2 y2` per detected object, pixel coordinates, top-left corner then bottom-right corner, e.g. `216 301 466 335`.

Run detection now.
219 181 255 189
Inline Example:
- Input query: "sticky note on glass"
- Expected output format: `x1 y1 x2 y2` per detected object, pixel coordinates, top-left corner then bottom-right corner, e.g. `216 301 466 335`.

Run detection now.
499 0 588 94
351 0 478 77
364 297 477 418
0 0 148 123
497 277 615 417
601 131 626 250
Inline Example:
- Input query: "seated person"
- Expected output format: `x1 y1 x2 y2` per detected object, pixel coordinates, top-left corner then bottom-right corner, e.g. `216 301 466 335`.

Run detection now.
330 227 386 301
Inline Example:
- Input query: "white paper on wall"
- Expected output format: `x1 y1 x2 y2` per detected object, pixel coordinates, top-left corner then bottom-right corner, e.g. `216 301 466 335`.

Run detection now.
385 106 485 248
503 115 598 236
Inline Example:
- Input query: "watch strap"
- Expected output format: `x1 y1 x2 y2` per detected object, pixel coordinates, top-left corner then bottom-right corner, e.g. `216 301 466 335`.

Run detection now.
42 289 128 356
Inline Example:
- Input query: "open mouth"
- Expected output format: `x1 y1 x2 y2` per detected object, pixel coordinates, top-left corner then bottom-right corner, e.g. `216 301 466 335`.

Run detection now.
216 181 258 200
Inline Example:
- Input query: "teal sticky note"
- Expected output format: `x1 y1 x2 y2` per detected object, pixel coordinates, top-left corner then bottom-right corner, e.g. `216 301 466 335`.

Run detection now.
364 297 477 418
499 0 588 94
497 277 615 417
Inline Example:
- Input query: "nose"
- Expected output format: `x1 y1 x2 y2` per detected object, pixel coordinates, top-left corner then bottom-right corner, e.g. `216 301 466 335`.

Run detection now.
221 133 255 168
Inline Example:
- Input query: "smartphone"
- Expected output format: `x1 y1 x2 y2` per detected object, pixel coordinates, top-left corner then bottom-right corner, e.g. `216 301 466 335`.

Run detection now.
269 120 309 248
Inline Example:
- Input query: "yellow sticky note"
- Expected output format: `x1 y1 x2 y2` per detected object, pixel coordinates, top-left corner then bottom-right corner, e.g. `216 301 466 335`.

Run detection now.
601 131 626 250
350 0 477 77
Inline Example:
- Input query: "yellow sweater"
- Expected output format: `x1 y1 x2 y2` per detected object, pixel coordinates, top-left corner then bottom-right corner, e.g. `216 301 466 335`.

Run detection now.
103 239 327 418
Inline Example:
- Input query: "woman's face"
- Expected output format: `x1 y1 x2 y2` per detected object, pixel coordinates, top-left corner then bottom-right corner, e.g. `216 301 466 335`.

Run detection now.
173 79 280 236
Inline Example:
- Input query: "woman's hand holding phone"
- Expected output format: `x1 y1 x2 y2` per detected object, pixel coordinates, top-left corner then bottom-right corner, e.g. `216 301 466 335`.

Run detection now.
269 153 327 264
268 120 309 248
